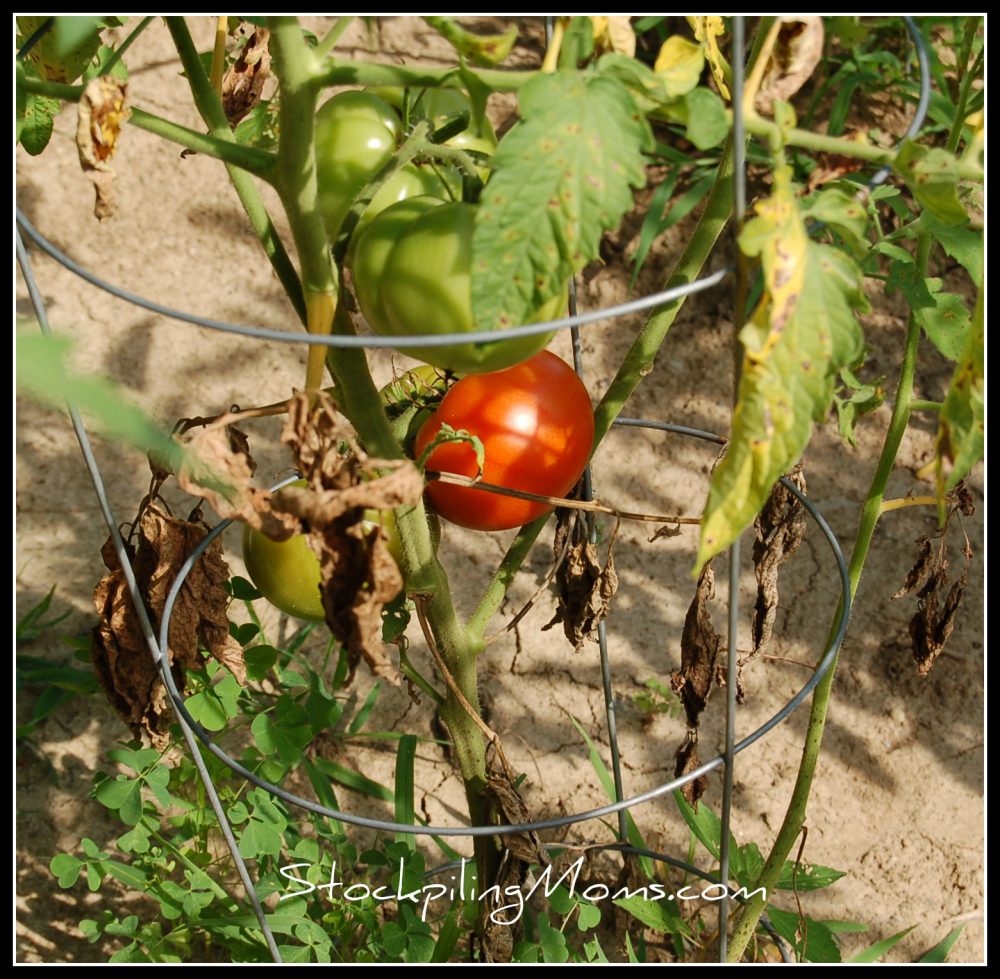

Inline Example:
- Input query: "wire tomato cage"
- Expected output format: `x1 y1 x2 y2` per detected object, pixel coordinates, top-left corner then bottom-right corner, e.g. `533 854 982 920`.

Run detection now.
16 16 930 964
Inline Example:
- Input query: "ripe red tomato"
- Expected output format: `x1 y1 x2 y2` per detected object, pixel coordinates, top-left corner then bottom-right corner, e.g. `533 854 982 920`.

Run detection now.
413 351 594 531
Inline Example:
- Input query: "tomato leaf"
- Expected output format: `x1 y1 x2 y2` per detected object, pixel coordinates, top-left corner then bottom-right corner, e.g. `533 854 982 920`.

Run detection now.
935 288 983 498
424 17 517 67
893 141 968 225
472 70 652 332
696 167 867 571
19 92 61 156
913 280 972 361
17 15 104 84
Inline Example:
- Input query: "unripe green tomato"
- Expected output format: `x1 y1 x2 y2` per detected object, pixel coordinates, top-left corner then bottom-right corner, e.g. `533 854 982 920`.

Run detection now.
351 196 447 333
242 523 326 622
315 90 400 238
378 201 562 373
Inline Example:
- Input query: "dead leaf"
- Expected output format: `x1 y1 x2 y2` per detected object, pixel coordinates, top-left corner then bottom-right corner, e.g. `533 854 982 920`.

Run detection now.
671 563 721 727
92 503 245 746
278 391 422 681
543 508 620 651
486 767 550 869
756 17 824 113
750 464 807 658
592 16 636 57
687 16 730 99
670 563 720 807
649 522 682 542
176 425 299 540
674 729 708 806
76 76 130 221
222 25 270 128
893 515 973 676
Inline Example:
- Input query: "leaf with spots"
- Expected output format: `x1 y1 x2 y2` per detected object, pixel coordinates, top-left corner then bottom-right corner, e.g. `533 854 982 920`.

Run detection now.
935 288 983 500
696 167 867 571
471 70 653 333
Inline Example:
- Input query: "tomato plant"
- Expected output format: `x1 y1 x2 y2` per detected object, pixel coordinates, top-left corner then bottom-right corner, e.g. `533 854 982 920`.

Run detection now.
414 351 595 530
354 200 564 374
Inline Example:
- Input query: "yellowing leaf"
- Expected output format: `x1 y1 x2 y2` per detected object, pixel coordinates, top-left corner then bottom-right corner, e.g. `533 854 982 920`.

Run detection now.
654 36 705 98
935 289 983 501
76 76 130 221
592 16 636 57
696 169 868 571
687 16 730 99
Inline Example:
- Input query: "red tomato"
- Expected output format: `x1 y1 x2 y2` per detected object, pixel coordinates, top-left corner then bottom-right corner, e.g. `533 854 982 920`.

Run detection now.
413 351 594 531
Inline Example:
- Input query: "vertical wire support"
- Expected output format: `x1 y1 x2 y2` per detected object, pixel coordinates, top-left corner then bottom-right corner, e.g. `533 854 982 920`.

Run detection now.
16 232 283 965
718 13 748 963
569 278 628 843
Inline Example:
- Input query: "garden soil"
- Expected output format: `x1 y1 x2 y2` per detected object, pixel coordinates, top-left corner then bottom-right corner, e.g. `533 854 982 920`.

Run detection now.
15 18 984 963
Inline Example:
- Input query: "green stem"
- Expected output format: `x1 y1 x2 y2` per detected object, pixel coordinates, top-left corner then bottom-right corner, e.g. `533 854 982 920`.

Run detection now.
20 74 82 101
140 817 239 909
165 17 306 324
725 232 932 962
946 19 982 154
742 113 984 181
315 58 536 93
129 107 275 174
313 16 354 60
909 399 942 412
100 16 153 77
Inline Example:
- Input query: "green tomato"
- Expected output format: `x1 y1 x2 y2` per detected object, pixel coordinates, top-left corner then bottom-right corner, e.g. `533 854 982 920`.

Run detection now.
372 201 562 374
315 90 400 238
242 523 326 622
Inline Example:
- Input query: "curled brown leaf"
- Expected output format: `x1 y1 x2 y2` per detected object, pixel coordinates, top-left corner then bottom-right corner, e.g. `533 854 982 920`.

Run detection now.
92 503 244 746
222 25 271 128
76 76 130 220
756 17 824 113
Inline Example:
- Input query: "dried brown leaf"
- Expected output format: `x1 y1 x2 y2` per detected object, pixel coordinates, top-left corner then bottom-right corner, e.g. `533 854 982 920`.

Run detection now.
543 509 620 651
751 465 807 657
670 563 720 728
756 17 824 113
910 544 971 677
649 522 683 542
176 425 298 540
892 537 936 599
76 76 130 221
674 729 708 807
92 503 244 745
222 26 271 127
277 391 421 681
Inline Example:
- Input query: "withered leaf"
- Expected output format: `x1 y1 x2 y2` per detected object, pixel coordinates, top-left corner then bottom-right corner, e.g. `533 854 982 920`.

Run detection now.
92 503 245 746
671 563 720 728
278 391 422 681
486 768 550 869
176 425 299 540
751 464 807 658
222 26 271 128
543 508 620 651
649 522 683 542
892 536 935 599
904 535 972 677
76 76 130 221
674 729 708 807
756 17 824 113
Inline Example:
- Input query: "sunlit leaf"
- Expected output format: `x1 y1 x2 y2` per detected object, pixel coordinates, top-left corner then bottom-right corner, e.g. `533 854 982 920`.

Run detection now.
697 167 867 570
893 141 968 225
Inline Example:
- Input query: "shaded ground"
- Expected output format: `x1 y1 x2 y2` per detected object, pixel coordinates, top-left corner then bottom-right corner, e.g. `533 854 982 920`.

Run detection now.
16 16 984 963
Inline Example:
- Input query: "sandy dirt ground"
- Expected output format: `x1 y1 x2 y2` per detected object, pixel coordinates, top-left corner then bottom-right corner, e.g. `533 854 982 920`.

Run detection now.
16 17 984 963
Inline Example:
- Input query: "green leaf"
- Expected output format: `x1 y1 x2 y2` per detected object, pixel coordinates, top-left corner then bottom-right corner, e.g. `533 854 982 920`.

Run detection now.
50 853 83 888
394 734 417 839
117 824 151 854
233 100 276 149
83 43 129 83
673 790 721 860
767 906 842 963
914 213 982 287
94 777 143 825
697 168 867 570
893 141 968 225
228 575 262 601
185 688 229 732
16 62 28 143
238 815 283 860
678 87 729 150
348 680 382 734
803 188 869 252
424 17 517 67
251 699 312 766
472 70 652 333
16 332 185 471
775 861 847 892
104 858 148 890
935 289 983 494
918 925 964 963
243 644 277 682
537 912 570 963
848 924 916 962
19 94 61 156
613 894 680 934
913 282 972 361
